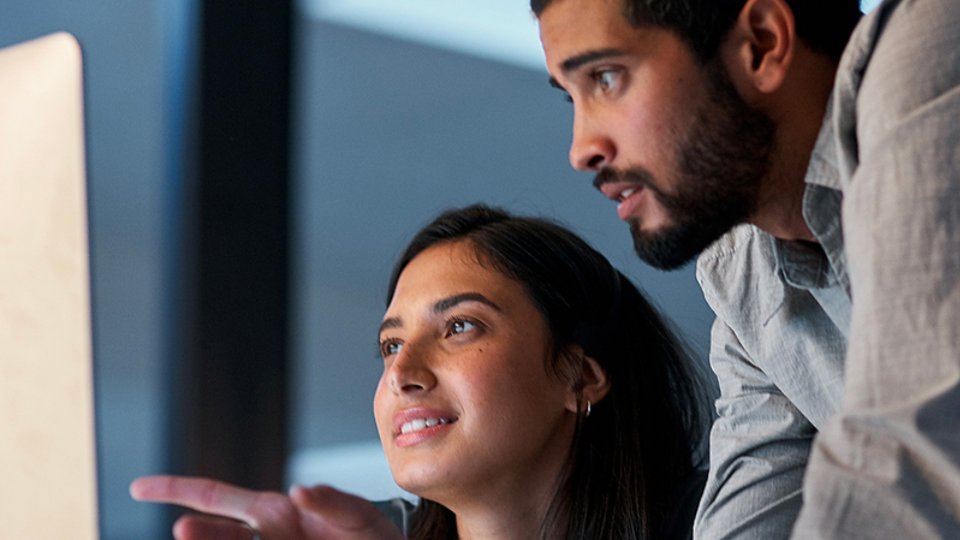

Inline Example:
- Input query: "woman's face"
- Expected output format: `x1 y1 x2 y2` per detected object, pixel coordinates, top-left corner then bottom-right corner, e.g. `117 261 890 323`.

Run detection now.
374 240 578 507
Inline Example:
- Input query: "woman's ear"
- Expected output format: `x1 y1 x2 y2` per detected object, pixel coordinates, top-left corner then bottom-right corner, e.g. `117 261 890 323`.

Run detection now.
721 0 796 97
563 346 611 414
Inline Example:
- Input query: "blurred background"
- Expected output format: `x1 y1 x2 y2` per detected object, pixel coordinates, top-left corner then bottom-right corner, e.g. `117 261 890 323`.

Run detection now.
1 0 879 537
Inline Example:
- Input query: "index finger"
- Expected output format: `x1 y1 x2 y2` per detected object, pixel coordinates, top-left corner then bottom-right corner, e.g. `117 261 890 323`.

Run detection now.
130 475 261 523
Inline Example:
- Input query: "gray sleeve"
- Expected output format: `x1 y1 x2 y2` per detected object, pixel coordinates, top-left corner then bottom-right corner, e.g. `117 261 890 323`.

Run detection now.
792 0 960 537
372 498 415 536
693 318 814 539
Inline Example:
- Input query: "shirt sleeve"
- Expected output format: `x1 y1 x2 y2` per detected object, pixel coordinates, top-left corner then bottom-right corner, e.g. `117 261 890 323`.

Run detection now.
372 497 415 535
693 318 814 539
792 0 960 537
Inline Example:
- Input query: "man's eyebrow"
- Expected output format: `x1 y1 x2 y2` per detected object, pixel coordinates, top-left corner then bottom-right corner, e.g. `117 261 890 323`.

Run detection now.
378 292 502 335
548 48 627 89
379 316 402 334
560 48 626 74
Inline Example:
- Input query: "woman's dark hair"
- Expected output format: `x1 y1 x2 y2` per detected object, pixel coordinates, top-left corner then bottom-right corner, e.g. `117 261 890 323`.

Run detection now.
532 0 861 64
386 204 713 539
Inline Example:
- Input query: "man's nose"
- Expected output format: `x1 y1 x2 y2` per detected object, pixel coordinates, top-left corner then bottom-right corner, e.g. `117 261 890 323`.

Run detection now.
569 112 615 171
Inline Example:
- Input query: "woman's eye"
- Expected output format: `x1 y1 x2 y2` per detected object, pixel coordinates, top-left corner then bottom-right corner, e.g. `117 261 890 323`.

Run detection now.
595 69 620 93
448 319 476 336
380 339 402 358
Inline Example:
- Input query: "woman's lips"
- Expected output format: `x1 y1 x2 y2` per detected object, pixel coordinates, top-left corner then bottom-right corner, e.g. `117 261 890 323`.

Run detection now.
392 407 458 448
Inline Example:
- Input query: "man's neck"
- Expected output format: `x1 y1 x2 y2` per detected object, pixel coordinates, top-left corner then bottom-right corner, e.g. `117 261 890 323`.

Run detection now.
750 49 837 242
751 149 816 241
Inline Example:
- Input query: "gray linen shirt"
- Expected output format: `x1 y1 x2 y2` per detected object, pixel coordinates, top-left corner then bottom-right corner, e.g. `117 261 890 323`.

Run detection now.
693 0 960 537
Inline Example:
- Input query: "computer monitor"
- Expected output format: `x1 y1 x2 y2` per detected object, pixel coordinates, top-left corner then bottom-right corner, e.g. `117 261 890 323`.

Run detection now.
0 32 98 539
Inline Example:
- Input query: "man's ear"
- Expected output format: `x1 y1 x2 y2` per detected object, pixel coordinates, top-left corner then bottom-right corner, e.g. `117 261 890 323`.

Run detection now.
721 0 796 97
563 346 611 414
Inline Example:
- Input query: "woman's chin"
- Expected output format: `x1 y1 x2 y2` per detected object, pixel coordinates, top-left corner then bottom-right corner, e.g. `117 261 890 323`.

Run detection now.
391 464 448 500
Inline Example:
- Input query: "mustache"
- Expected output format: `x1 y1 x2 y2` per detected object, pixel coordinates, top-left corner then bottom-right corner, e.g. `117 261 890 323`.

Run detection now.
592 167 657 192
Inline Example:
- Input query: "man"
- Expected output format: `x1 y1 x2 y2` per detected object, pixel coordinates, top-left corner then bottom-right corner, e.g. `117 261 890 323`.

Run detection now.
536 0 960 538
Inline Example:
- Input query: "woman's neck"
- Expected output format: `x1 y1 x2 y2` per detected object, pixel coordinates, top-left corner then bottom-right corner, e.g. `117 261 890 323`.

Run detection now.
451 480 563 540
443 437 571 540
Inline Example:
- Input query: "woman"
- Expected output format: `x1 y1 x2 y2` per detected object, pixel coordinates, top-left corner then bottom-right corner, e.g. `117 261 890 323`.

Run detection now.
132 204 712 539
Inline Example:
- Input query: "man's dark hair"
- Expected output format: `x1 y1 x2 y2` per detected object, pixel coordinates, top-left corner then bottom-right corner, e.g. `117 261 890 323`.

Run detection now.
532 0 862 63
388 204 713 539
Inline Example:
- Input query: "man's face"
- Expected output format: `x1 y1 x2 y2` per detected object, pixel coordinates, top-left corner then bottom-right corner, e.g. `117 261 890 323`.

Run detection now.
539 0 775 269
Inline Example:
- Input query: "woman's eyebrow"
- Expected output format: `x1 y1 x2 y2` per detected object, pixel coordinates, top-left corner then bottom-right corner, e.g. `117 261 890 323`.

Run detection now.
378 293 501 335
433 292 502 314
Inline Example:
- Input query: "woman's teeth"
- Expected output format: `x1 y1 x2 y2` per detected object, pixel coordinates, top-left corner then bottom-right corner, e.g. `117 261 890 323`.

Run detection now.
400 417 452 434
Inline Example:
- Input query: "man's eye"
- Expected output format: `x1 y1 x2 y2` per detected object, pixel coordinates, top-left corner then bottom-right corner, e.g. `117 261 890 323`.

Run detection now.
595 70 620 92
380 339 402 358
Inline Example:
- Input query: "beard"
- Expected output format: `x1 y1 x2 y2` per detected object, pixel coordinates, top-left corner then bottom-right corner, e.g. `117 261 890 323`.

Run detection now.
596 61 776 270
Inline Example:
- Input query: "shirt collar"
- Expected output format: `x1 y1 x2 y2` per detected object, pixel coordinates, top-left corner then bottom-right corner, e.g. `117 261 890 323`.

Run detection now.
774 98 850 294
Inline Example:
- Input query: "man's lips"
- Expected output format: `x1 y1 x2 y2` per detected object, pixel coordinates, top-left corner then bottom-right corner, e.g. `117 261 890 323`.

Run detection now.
597 180 642 203
596 180 647 221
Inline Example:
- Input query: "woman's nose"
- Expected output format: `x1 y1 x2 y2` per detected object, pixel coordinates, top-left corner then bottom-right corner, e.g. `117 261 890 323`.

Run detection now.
388 343 437 395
